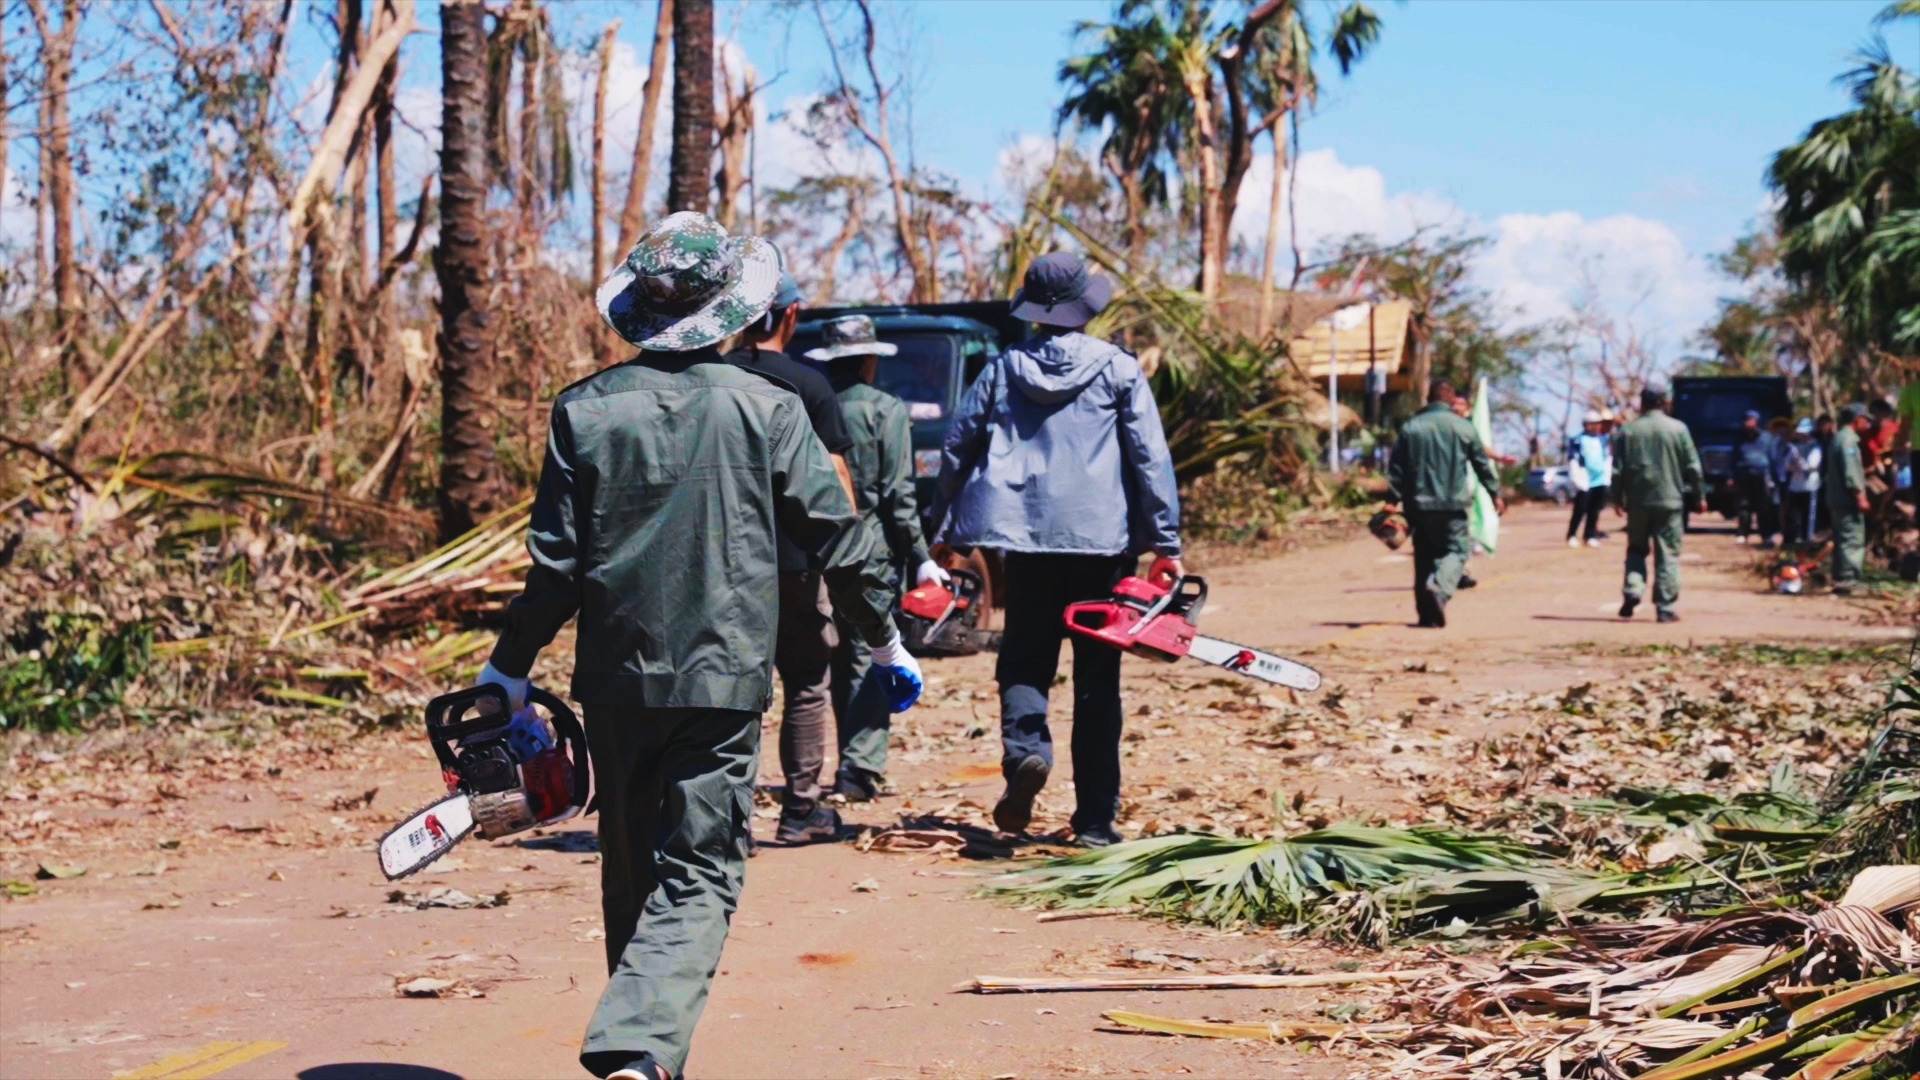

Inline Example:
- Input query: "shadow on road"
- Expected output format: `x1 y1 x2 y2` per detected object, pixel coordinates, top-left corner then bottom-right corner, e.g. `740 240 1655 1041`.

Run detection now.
1531 615 1627 623
1314 620 1411 629
517 829 598 852
299 1066 465 1080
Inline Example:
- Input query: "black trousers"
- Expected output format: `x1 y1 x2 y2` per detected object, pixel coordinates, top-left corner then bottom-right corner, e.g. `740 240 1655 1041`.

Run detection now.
995 551 1134 832
1781 490 1817 545
1735 472 1774 537
1567 485 1608 541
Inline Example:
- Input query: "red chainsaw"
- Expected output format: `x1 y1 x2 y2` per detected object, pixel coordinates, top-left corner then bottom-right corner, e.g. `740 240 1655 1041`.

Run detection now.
899 567 991 655
1064 575 1321 691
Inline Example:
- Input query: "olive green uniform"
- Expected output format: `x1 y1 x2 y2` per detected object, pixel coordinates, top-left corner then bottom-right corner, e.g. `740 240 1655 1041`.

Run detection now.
829 378 930 781
1823 426 1867 587
1387 402 1501 621
488 349 896 1078
1612 409 1704 615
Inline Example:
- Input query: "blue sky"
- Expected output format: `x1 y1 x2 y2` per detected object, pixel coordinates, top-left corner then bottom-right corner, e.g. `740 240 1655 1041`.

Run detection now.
18 0 1902 373
543 0 1897 352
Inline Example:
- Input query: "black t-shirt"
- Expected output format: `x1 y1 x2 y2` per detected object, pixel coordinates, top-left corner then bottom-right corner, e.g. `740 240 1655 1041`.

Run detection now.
724 347 854 572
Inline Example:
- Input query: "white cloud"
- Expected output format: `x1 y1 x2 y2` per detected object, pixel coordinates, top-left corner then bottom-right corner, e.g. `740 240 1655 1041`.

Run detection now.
1226 146 1720 356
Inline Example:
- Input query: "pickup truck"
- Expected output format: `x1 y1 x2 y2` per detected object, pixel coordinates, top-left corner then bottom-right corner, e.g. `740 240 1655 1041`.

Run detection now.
789 302 1029 642
1669 375 1793 529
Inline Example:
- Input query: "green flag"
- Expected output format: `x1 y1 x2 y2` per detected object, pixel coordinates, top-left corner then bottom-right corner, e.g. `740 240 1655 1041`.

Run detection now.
1469 379 1500 554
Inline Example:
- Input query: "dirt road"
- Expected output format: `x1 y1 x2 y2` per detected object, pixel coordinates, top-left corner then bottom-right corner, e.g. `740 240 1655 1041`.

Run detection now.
3 505 1911 1080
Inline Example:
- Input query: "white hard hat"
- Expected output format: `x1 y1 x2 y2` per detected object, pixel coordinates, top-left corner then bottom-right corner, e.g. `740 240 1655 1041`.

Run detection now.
1583 409 1604 424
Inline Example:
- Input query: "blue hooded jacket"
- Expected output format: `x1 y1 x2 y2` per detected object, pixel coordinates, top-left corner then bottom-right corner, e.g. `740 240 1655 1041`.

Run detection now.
937 332 1181 557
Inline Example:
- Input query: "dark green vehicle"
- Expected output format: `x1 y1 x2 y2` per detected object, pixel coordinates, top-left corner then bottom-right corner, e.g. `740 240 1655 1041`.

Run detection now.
789 302 1030 636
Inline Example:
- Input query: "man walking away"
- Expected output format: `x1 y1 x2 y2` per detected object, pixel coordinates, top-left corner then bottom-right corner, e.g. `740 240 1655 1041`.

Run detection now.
1783 418 1822 546
1383 379 1505 629
722 272 860 845
806 315 944 803
1732 410 1776 545
1566 410 1612 547
473 213 924 1080
1613 383 1705 623
939 252 1183 849
1824 404 1872 596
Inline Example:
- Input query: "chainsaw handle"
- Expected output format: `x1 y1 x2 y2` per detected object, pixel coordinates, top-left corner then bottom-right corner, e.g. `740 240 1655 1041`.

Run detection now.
1170 575 1208 620
945 567 983 606
425 684 514 771
527 686 591 810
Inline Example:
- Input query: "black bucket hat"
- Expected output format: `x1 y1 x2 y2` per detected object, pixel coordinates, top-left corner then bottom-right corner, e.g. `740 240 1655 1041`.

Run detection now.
1010 252 1113 328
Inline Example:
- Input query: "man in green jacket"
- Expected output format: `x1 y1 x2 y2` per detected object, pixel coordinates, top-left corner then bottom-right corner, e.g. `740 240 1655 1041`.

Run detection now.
1384 379 1505 628
1612 383 1705 623
805 314 943 801
472 213 924 1080
1823 404 1872 595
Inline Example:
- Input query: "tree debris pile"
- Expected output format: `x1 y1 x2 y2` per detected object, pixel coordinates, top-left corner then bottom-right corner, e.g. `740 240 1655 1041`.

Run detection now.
1100 865 1919 1079
0 460 542 731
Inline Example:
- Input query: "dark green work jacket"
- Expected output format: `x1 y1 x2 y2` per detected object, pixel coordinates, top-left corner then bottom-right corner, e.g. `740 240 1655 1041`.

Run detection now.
1822 426 1866 510
1387 403 1500 512
1613 410 1704 512
832 378 931 572
488 348 896 712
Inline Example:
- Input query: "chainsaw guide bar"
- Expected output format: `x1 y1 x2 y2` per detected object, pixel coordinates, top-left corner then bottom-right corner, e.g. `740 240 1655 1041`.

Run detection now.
378 792 476 880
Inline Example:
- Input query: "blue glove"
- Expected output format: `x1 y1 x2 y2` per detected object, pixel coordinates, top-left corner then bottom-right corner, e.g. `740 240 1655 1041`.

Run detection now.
870 632 924 712
475 661 531 713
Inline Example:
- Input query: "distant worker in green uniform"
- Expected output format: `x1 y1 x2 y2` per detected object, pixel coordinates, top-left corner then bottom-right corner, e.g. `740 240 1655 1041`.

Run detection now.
473 212 923 1080
805 315 943 802
1823 404 1872 596
1611 383 1705 623
1383 379 1505 628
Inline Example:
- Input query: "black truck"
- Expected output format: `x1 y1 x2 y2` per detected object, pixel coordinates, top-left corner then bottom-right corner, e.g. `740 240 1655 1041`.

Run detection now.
788 302 1030 635
1669 375 1793 528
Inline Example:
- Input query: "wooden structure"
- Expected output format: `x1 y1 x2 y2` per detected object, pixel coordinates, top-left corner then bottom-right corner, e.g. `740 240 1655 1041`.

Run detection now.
1289 300 1416 393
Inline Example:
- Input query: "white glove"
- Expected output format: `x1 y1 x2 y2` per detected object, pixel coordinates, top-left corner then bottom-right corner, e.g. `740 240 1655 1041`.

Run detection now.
475 661 530 712
915 559 949 587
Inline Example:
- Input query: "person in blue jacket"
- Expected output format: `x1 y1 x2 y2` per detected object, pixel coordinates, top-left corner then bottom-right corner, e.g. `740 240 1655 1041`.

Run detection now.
937 252 1183 848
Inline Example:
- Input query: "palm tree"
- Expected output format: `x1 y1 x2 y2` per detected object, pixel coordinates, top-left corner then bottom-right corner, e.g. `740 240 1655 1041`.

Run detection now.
1059 1 1383 302
436 0 504 540
1251 1 1383 327
666 0 714 214
1768 6 1920 371
1058 10 1186 275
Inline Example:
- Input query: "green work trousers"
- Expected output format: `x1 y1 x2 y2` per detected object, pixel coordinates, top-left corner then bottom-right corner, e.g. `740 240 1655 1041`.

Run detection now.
832 614 890 780
580 706 759 1079
1624 509 1684 614
1409 510 1471 617
1829 502 1865 585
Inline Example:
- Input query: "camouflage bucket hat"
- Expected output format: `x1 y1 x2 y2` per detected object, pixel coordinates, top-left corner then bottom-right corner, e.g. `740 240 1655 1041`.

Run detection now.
802 314 899 361
595 211 781 351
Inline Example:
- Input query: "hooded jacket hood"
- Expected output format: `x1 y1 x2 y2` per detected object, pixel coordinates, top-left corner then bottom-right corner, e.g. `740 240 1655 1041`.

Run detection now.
1003 332 1122 405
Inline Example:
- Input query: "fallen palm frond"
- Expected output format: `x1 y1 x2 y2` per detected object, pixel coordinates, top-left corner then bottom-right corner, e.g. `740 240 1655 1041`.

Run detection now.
960 969 1439 994
1093 867 1920 1079
987 824 1591 944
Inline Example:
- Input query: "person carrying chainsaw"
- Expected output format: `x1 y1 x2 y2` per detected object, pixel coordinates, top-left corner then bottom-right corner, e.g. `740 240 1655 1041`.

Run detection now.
1383 379 1505 628
938 251 1182 849
472 212 923 1080
722 271 863 845
805 314 943 803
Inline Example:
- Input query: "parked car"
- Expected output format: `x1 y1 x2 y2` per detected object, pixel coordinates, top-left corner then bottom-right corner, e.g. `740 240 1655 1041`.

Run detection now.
1525 465 1577 504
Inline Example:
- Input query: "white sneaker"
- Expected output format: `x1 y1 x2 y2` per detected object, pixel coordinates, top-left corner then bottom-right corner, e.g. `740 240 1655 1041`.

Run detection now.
1586 538 1602 548
1568 537 1582 548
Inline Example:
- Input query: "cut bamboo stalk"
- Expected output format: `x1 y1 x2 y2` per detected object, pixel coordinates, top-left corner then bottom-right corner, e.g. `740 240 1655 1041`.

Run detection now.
1100 1010 1420 1041
1034 907 1136 923
958 969 1441 994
